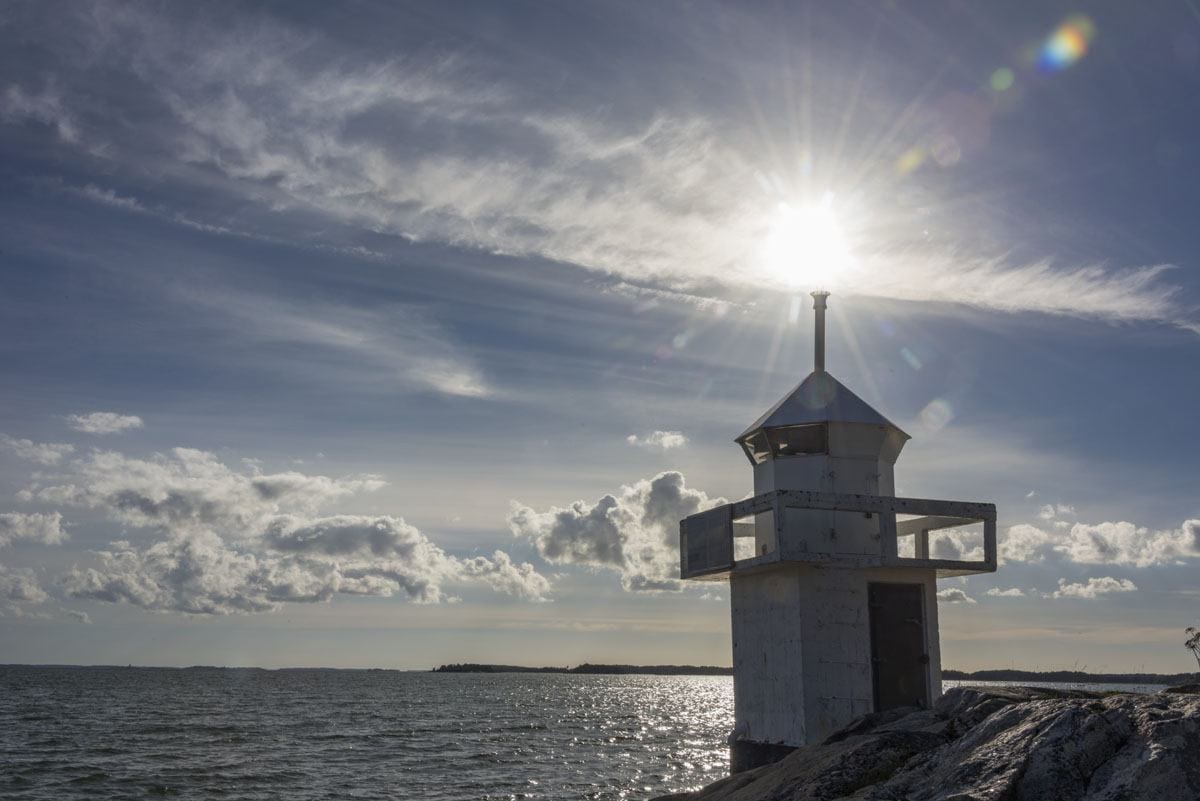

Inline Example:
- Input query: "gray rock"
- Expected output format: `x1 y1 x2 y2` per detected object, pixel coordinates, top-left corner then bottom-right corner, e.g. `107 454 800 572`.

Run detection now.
653 687 1200 801
1163 683 1200 694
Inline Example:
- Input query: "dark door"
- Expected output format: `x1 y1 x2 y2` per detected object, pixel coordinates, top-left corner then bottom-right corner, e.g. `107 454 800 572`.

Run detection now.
868 582 930 711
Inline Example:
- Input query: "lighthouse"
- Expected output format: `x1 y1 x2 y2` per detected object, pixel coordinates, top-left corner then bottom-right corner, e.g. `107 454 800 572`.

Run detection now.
679 293 997 772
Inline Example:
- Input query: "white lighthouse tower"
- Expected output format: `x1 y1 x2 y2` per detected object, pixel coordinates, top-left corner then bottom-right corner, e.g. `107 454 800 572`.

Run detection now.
679 293 997 772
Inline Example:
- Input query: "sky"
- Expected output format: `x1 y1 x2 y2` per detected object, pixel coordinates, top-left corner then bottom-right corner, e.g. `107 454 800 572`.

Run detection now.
1 0 1198 673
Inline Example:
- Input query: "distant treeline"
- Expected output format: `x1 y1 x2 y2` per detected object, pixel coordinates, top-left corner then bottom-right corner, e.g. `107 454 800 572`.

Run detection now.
433 663 734 676
943 669 1200 685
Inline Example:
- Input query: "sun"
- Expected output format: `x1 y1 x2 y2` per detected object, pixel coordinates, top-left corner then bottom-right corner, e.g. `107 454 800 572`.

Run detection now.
762 195 852 289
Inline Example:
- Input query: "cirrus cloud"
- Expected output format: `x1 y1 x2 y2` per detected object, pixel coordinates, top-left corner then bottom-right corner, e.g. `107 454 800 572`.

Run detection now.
3 3 1196 332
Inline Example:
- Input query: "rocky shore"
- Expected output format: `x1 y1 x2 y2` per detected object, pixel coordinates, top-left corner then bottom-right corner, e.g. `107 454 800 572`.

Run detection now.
653 686 1200 801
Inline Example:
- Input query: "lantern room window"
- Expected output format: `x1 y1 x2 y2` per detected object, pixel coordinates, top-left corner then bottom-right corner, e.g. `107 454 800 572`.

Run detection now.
740 431 771 464
766 423 828 457
740 423 829 463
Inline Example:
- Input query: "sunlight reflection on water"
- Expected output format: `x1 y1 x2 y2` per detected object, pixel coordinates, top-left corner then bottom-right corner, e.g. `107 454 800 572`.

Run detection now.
0 667 733 801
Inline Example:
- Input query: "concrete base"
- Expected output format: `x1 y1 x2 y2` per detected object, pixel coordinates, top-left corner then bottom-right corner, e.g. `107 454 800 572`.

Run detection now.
730 739 798 773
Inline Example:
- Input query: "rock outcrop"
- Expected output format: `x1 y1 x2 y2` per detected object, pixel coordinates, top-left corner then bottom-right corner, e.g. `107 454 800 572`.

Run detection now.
652 687 1200 801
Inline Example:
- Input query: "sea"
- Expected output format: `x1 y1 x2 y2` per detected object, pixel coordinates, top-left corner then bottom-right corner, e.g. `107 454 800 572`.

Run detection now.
0 666 1169 801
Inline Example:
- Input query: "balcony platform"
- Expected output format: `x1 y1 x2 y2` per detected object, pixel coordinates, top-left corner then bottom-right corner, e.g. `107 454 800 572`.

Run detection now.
680 489 997 581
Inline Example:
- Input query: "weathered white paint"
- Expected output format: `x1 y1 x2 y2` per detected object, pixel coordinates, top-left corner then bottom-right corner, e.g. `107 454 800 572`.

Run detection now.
730 564 942 746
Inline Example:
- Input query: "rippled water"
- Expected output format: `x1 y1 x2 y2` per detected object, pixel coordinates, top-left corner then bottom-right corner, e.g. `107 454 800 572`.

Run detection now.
0 666 733 801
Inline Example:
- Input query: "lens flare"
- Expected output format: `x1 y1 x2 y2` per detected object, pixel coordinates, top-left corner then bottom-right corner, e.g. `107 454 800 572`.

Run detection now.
1037 15 1095 72
919 398 954 432
762 196 851 289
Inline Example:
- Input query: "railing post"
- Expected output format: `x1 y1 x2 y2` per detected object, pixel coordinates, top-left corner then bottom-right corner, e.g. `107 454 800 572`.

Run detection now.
983 514 998 570
879 510 898 562
915 529 930 560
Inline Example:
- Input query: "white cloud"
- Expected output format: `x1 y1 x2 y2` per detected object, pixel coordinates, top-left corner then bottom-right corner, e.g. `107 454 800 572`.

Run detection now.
30 447 548 614
984 587 1025 598
64 609 92 624
28 448 384 533
0 565 49 603
12 5 1197 332
1038 503 1076 520
0 512 66 615
999 523 1057 563
998 518 1200 568
459 550 552 602
937 587 976 604
0 434 74 465
66 412 144 435
64 530 347 613
1051 576 1137 599
626 430 688 450
509 471 723 591
1056 520 1200 567
929 529 984 562
0 512 67 548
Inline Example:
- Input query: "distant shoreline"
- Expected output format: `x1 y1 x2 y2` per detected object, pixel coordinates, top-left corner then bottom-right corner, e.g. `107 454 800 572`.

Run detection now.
942 668 1198 686
3 664 1196 683
432 663 734 675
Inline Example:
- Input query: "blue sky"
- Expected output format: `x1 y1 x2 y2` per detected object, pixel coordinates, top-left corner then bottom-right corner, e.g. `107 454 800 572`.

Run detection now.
1 0 1198 672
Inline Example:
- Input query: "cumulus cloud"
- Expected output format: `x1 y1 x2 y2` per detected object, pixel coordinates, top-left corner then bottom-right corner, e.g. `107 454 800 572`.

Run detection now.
999 523 1057 564
27 448 382 535
459 550 553 602
0 565 49 603
0 512 67 548
66 412 144 435
1051 576 1138 599
0 513 67 615
6 4 1196 331
626 431 688 450
929 529 984 562
64 530 345 613
509 471 722 591
1038 503 1076 521
0 434 75 465
1056 520 1200 568
985 587 1025 598
998 518 1200 568
27 447 548 614
937 587 976 604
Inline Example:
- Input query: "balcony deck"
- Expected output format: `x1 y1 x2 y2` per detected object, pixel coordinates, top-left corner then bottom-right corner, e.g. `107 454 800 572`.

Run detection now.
679 489 997 580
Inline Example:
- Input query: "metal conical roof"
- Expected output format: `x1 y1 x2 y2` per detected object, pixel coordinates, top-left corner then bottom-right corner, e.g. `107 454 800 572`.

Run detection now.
736 370 909 442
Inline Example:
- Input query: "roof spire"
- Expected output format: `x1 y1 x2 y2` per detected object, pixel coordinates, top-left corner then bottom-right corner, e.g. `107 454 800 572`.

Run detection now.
811 291 829 373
